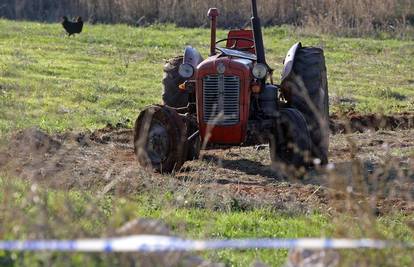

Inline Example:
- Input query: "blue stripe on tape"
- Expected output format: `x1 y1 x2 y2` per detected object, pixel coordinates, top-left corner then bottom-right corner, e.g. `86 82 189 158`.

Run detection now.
104 240 112 252
0 236 412 252
324 239 333 249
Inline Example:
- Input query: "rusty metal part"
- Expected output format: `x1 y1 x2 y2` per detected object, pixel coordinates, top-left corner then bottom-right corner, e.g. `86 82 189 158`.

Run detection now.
207 8 219 56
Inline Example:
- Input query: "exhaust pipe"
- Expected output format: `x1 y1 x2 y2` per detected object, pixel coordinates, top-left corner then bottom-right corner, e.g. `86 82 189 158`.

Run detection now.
251 0 266 65
208 8 219 56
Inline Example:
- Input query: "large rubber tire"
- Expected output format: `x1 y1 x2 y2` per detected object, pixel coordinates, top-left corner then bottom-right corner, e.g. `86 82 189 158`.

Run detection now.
281 46 329 165
162 56 188 108
269 108 312 169
134 106 187 173
185 115 200 161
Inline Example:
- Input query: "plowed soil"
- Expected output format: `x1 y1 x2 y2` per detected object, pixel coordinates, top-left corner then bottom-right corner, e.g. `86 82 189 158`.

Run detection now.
0 113 413 215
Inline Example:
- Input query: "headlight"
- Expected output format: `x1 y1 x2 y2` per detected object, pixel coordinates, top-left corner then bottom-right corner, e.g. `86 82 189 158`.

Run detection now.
178 63 194 78
252 63 268 79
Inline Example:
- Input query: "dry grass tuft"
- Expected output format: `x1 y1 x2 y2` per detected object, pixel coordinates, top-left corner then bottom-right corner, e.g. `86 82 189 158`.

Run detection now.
1 0 413 37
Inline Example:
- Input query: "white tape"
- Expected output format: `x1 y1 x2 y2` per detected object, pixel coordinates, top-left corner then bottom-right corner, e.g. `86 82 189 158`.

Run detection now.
0 235 413 252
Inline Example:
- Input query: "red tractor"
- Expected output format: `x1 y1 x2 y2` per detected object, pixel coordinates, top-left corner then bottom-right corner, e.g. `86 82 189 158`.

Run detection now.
134 0 329 173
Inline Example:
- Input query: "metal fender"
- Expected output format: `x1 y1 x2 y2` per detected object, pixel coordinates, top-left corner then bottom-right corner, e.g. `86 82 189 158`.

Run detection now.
280 42 302 83
183 46 204 69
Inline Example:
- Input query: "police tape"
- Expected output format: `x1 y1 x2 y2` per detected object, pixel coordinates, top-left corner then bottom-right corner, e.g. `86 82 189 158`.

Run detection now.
0 236 413 252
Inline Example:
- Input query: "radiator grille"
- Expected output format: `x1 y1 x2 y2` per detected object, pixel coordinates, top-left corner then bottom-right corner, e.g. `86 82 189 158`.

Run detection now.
203 75 240 126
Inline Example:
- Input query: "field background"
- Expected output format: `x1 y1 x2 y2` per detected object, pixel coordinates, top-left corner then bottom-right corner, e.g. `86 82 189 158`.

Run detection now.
0 20 413 135
1 0 414 37
0 1 414 266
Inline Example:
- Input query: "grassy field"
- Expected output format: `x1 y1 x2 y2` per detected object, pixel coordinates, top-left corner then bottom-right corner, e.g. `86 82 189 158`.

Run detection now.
0 19 413 136
0 20 414 266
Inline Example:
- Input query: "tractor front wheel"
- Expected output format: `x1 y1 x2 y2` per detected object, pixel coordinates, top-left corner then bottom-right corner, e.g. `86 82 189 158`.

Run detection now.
134 105 187 173
185 114 200 161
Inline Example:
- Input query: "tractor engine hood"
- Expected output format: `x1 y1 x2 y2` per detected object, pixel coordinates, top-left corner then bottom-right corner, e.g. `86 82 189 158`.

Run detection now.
196 55 254 77
195 56 253 145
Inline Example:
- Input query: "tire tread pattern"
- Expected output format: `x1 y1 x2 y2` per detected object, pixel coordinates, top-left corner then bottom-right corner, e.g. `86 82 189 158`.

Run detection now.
282 46 329 164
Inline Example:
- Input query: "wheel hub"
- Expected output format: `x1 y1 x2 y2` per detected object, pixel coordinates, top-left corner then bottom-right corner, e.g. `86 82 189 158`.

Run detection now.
147 122 169 164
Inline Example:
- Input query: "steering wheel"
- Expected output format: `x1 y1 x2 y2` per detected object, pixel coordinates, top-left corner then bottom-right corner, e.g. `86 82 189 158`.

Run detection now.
215 37 255 51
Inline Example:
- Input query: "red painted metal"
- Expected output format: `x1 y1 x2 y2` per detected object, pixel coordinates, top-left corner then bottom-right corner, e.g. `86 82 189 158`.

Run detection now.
226 29 256 54
196 56 253 145
207 8 219 56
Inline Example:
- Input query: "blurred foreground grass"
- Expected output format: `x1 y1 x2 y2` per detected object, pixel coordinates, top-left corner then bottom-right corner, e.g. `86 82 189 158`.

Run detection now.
0 176 413 266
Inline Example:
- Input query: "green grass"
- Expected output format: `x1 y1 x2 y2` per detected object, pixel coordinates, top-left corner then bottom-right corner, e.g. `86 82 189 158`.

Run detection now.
0 20 413 135
0 176 413 266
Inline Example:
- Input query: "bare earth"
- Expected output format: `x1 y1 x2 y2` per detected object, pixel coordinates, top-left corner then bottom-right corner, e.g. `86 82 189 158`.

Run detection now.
0 114 413 215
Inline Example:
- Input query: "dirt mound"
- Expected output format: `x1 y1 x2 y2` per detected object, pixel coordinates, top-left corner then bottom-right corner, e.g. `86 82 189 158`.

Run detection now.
0 126 140 190
0 128 64 181
330 112 414 134
0 123 413 215
11 127 62 153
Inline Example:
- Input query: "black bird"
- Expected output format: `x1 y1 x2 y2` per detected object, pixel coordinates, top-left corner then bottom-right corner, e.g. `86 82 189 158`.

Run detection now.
61 16 83 36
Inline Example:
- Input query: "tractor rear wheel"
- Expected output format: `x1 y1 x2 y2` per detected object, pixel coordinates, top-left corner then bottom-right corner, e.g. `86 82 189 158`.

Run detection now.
269 108 312 169
281 46 329 165
134 105 187 173
162 56 188 108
